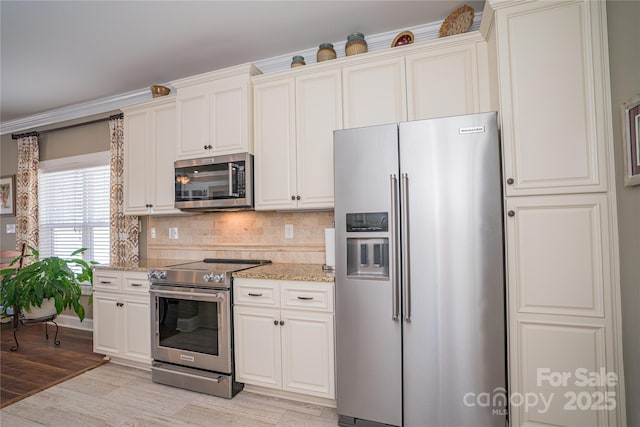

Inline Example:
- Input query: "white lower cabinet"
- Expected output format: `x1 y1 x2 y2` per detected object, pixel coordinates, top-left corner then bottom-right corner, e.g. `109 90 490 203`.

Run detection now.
93 269 151 368
233 278 335 402
505 194 622 426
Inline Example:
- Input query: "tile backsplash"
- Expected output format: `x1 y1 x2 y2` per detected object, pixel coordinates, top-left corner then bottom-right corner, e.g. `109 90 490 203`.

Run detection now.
145 210 334 264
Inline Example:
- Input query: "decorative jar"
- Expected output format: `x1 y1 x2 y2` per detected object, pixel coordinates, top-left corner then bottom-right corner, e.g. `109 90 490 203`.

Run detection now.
345 32 368 56
317 43 337 62
291 55 306 68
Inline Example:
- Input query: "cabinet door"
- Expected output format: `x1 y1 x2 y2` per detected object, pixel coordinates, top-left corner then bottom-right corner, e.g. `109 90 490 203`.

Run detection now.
281 310 335 399
234 305 282 389
121 296 151 363
176 85 209 159
93 293 120 356
150 103 181 214
342 57 406 128
209 75 251 154
123 110 151 214
406 44 479 120
296 70 342 209
254 79 297 210
496 1 609 195
505 194 619 426
506 194 611 318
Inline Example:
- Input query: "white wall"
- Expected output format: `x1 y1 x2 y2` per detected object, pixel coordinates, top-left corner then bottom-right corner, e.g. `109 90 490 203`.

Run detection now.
607 1 640 425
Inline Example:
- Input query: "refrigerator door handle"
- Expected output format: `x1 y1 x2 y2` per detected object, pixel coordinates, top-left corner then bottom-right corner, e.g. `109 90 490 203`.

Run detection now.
390 173 400 321
400 172 411 321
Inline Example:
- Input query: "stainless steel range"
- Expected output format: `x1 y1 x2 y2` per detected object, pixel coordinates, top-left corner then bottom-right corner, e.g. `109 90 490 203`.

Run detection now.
148 258 270 398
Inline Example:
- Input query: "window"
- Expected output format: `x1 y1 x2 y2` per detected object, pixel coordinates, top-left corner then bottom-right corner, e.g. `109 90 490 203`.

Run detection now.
39 152 110 265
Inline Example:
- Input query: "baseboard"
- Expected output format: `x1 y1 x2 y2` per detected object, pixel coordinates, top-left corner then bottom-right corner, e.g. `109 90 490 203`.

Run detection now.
243 384 336 408
104 355 152 371
54 314 93 331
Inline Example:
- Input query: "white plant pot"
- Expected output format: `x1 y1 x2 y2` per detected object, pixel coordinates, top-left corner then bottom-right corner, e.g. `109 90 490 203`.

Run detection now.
23 298 57 320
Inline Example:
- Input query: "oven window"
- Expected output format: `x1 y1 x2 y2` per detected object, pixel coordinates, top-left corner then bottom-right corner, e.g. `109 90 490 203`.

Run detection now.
157 297 220 356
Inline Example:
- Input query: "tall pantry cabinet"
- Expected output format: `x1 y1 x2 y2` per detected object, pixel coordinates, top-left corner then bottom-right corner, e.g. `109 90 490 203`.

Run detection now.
486 1 626 425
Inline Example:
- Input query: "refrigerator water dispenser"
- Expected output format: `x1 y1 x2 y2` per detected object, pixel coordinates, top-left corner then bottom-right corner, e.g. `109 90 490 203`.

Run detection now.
346 238 389 278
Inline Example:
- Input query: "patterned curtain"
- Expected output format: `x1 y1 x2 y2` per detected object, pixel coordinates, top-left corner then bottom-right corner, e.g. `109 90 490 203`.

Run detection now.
109 114 139 266
16 135 39 252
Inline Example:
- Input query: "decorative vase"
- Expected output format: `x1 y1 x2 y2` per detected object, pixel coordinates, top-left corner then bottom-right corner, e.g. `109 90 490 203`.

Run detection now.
317 43 337 62
345 32 368 56
23 298 57 320
291 55 306 68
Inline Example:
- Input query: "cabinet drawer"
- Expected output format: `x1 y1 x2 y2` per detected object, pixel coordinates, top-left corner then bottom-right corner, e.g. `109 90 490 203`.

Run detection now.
93 271 121 292
234 279 279 307
122 272 150 294
281 281 334 312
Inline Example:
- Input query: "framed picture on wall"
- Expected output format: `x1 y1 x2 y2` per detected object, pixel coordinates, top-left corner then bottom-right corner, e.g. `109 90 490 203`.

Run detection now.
622 94 640 186
0 175 16 216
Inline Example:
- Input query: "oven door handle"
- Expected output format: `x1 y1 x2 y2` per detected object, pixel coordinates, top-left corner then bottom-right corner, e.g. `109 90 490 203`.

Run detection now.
150 288 226 302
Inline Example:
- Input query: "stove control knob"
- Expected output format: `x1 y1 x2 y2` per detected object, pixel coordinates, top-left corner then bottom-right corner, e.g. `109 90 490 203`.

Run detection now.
203 273 225 283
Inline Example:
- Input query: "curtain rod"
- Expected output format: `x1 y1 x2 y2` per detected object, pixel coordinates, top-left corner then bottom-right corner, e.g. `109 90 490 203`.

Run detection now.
11 113 124 140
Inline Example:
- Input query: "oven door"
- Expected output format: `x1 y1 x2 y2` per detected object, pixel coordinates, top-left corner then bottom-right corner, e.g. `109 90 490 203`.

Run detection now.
150 285 231 374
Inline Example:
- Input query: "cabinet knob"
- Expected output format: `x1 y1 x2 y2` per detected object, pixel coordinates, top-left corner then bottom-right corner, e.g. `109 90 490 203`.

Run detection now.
279 320 284 326
291 195 295 200
203 145 208 150
507 210 515 217
116 302 124 307
506 178 514 185
273 320 278 326
296 195 301 200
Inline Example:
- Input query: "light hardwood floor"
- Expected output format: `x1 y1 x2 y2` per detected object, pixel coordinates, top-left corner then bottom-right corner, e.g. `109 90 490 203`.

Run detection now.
0 363 339 426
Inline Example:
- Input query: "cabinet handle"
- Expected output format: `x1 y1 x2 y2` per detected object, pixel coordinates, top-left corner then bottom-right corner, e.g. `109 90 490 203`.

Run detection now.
131 283 143 287
507 210 515 217
100 281 112 284
273 320 278 326
279 320 285 326
248 292 263 297
506 178 514 185
297 296 314 301
116 302 124 307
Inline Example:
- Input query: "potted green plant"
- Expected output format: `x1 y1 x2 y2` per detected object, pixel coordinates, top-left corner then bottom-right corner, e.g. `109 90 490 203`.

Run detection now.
0 246 96 321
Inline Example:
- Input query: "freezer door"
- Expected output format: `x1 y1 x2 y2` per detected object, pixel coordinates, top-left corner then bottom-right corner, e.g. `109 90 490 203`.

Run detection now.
399 112 506 426
334 124 402 427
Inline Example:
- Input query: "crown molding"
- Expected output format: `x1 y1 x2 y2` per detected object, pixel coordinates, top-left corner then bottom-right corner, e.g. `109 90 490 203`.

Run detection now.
0 86 165 135
254 13 481 74
1 12 481 135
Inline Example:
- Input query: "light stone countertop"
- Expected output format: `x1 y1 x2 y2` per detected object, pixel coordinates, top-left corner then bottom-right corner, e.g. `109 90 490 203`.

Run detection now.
92 259 195 273
94 260 335 283
233 263 335 283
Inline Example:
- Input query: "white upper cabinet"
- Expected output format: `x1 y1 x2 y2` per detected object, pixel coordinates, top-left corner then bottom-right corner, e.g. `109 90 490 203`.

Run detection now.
254 68 342 210
173 64 260 159
342 57 406 128
495 0 609 195
406 43 481 120
123 97 181 216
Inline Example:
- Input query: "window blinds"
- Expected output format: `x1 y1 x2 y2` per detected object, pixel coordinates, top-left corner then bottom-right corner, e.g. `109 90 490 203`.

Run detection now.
39 163 111 265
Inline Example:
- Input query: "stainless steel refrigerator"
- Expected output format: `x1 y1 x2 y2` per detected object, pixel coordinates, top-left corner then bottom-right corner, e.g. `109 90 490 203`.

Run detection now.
334 112 506 427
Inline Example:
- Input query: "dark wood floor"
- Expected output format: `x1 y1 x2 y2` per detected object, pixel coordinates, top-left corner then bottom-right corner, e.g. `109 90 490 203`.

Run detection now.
0 319 106 408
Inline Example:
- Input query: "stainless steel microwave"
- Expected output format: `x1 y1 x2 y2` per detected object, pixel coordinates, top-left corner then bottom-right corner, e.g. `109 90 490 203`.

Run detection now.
174 153 253 211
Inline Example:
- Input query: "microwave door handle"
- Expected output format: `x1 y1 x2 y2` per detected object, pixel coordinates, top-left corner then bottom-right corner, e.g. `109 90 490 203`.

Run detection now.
228 163 239 196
